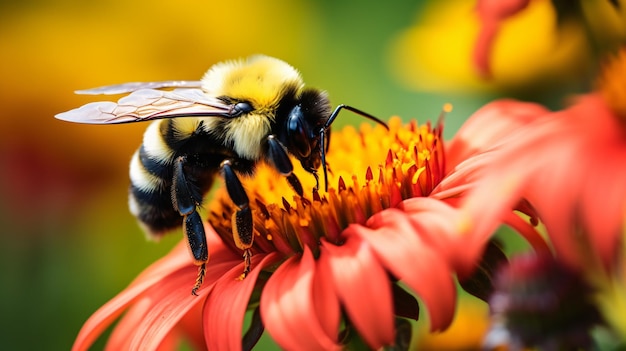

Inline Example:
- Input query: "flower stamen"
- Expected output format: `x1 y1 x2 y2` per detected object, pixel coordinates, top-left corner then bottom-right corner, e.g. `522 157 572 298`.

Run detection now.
208 117 447 261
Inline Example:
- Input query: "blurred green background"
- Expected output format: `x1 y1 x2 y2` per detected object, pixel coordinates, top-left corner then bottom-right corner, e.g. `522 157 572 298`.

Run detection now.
0 0 607 349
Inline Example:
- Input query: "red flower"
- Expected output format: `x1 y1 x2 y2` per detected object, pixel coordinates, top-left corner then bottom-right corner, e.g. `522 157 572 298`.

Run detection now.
73 111 543 350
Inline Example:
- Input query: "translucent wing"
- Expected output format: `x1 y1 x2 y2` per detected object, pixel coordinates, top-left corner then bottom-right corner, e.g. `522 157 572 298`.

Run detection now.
55 88 235 124
76 80 203 95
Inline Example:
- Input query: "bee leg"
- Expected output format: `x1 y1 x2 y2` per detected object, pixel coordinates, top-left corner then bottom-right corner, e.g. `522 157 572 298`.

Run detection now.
220 160 254 277
311 171 320 192
185 212 207 296
172 156 209 295
266 135 304 197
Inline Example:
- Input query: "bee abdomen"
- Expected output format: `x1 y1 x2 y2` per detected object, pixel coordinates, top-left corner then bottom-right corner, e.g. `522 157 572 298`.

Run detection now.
129 119 221 239
129 187 182 237
128 142 180 238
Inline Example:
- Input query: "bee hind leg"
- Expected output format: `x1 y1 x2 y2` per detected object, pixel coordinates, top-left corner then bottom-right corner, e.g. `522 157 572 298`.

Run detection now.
185 212 208 295
220 160 254 278
172 156 209 295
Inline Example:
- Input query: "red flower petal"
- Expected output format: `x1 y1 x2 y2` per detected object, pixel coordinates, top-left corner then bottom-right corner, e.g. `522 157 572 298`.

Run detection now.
400 197 487 278
318 235 395 349
73 225 240 351
155 329 183 351
261 249 341 351
473 17 498 79
460 167 527 234
520 137 583 268
107 258 240 350
311 252 342 344
473 0 531 78
446 99 549 172
72 241 191 351
356 207 457 331
204 252 281 351
581 148 626 267
435 100 549 203
176 300 208 350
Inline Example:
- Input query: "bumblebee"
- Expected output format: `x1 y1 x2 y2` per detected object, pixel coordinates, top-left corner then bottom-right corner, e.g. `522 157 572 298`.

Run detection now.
56 55 387 294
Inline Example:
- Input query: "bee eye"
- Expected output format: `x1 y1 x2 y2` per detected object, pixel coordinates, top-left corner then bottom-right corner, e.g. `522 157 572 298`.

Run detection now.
233 101 254 115
287 106 312 158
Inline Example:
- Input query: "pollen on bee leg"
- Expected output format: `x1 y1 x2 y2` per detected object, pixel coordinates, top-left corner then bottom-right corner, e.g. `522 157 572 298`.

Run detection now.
232 206 254 279
238 249 252 280
191 263 206 296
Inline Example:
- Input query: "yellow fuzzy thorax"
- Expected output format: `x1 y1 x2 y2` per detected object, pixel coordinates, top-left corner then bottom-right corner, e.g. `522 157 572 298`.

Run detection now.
195 55 310 160
201 55 304 111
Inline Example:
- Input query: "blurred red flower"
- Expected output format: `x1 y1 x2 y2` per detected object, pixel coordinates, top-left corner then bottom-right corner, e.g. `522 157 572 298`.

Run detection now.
461 92 626 273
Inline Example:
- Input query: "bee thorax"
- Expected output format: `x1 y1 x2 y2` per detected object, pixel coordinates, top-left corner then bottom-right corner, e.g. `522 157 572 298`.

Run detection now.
224 113 273 160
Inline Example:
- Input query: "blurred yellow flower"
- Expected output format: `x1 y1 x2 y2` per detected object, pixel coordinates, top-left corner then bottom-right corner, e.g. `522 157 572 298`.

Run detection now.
415 296 489 350
389 0 592 93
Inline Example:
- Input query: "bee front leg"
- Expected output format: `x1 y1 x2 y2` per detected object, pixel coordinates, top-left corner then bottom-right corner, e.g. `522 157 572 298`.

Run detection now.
172 156 208 295
220 159 254 277
266 135 303 196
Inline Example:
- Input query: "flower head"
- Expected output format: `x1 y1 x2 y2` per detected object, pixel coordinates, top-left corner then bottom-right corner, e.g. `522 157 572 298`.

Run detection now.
77 78 615 349
207 118 462 349
74 114 495 350
208 117 447 259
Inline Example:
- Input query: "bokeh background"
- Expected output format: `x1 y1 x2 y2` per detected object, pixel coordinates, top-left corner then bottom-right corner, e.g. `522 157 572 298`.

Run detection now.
1 0 616 349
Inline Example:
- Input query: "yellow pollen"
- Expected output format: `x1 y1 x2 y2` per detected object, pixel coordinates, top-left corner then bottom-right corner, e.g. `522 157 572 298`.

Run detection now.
208 117 446 256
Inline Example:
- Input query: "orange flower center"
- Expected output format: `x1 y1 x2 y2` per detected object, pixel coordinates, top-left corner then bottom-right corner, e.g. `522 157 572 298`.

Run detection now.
208 117 445 257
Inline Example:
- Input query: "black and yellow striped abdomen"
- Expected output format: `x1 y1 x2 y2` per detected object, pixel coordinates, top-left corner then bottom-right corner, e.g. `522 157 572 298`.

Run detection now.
128 118 227 238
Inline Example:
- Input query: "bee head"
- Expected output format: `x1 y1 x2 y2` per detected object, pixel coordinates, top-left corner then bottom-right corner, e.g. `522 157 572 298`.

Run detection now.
279 87 388 192
279 89 332 190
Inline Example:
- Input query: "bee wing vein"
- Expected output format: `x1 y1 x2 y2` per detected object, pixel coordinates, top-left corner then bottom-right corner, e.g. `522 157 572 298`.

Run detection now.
55 88 233 124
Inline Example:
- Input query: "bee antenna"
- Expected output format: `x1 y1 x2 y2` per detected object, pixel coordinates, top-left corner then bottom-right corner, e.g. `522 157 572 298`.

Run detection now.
320 104 388 191
320 128 330 191
323 104 388 131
